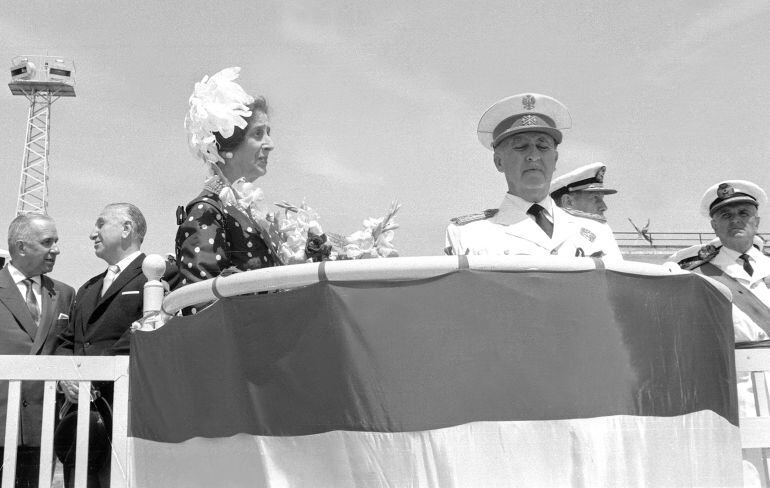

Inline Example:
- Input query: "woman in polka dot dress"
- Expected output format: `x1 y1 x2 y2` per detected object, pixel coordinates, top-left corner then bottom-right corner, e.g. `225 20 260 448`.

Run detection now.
175 67 284 299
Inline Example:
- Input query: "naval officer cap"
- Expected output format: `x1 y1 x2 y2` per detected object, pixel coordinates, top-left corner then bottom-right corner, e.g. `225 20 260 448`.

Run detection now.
477 93 572 150
550 162 617 200
700 180 767 217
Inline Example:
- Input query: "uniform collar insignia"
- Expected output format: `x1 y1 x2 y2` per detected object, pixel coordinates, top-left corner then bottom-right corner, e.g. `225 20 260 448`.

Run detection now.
562 207 607 223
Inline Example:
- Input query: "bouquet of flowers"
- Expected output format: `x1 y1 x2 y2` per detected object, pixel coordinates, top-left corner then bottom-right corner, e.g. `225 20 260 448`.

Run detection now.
269 200 401 263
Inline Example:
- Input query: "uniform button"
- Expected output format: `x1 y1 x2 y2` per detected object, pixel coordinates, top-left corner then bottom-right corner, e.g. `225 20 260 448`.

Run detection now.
84 341 91 347
22 400 29 408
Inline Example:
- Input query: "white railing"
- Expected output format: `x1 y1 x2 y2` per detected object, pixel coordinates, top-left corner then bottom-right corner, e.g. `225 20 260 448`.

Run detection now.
154 254 695 316
737 348 770 486
0 356 129 488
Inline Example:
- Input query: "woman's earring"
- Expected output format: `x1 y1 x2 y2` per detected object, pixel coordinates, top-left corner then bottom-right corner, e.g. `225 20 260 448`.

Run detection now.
223 152 233 159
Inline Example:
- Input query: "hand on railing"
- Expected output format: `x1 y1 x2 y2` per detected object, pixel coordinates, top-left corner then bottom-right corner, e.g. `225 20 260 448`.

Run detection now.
58 379 80 404
132 309 174 331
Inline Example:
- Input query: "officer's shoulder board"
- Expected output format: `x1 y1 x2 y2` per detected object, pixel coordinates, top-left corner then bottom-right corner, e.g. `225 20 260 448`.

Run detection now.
450 209 499 226
675 244 721 271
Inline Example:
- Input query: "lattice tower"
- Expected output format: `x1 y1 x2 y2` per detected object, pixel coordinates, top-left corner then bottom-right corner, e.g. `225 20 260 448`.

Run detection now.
8 55 75 215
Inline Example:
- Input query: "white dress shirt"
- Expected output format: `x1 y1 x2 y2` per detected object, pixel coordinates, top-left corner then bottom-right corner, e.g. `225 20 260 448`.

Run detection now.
7 263 42 310
102 251 142 295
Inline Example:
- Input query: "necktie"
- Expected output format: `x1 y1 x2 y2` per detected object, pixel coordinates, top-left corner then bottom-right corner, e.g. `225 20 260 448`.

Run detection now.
101 264 120 296
739 254 754 276
23 278 40 326
527 204 554 238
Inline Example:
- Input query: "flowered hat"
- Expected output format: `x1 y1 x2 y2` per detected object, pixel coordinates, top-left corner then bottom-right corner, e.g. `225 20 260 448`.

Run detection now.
184 67 254 164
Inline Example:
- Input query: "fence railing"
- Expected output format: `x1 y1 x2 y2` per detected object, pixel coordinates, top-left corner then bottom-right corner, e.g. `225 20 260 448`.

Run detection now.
0 356 129 488
737 348 770 486
614 231 768 248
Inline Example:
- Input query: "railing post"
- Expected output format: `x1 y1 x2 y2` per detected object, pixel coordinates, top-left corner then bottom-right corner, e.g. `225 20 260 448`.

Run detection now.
37 381 57 487
2 381 21 488
133 254 170 331
73 381 92 487
109 356 130 488
142 254 167 317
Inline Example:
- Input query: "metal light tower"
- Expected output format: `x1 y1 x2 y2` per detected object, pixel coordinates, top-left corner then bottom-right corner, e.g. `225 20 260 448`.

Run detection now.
8 55 76 215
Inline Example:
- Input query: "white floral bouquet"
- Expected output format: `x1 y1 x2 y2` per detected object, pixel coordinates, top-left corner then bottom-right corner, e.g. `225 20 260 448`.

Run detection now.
270 200 401 263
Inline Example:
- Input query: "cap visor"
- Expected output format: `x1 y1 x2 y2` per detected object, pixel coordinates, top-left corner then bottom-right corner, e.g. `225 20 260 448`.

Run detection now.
493 126 563 148
709 196 758 215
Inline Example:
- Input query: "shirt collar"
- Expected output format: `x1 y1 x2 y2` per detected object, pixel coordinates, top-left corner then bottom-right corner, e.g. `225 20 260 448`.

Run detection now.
720 245 761 263
111 251 142 274
6 263 40 286
493 193 554 225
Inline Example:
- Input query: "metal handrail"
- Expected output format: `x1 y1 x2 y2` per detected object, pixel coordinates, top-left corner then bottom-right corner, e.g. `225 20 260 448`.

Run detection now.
614 232 769 247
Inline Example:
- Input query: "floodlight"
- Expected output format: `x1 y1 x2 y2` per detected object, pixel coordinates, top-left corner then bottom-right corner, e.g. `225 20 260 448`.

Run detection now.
10 59 36 81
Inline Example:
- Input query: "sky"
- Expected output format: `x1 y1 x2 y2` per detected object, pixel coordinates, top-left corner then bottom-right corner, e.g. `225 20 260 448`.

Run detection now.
1 0 769 286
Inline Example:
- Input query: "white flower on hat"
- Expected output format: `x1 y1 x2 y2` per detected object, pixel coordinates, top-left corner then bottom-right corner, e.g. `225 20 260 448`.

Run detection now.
185 67 255 165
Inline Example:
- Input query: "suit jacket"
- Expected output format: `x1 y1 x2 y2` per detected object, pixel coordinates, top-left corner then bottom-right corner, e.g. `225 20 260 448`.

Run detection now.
0 266 75 447
57 253 147 357
445 196 623 261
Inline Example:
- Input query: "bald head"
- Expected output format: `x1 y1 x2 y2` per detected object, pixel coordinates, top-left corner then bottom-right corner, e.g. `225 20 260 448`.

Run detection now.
7 213 60 277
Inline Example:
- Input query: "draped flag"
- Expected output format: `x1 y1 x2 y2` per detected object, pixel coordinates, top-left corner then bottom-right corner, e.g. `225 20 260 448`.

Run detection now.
129 268 742 487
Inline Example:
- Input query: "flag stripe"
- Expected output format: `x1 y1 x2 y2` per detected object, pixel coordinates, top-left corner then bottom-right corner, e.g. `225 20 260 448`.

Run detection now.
130 270 737 442
129 412 742 488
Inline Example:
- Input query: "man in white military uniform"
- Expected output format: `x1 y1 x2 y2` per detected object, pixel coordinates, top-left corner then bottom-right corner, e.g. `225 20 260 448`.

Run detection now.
550 162 617 224
670 180 770 487
671 180 770 349
444 93 622 260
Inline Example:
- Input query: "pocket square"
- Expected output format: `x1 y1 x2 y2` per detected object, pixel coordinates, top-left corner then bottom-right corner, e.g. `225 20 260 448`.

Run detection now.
121 290 140 295
57 313 69 320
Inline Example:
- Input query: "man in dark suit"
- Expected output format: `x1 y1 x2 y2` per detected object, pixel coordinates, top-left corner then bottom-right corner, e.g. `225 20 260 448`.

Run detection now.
0 213 75 488
56 203 149 488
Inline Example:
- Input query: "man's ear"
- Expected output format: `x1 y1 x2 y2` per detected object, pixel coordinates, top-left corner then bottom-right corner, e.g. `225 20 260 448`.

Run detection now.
122 221 133 238
710 219 717 233
14 240 25 256
554 150 559 164
493 153 503 172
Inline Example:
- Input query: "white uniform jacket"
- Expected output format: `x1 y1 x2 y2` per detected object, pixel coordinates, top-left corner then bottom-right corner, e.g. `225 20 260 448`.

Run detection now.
445 193 623 261
709 246 770 344
698 247 770 420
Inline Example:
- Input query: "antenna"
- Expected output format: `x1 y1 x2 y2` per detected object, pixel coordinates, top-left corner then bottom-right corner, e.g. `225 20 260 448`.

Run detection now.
8 55 76 215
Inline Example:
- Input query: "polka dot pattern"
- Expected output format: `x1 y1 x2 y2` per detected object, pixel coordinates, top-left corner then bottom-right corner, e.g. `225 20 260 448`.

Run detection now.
175 190 280 292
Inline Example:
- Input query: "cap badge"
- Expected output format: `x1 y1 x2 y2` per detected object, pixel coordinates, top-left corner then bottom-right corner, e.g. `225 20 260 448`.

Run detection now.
595 167 605 183
520 115 538 126
522 94 536 110
717 183 734 200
